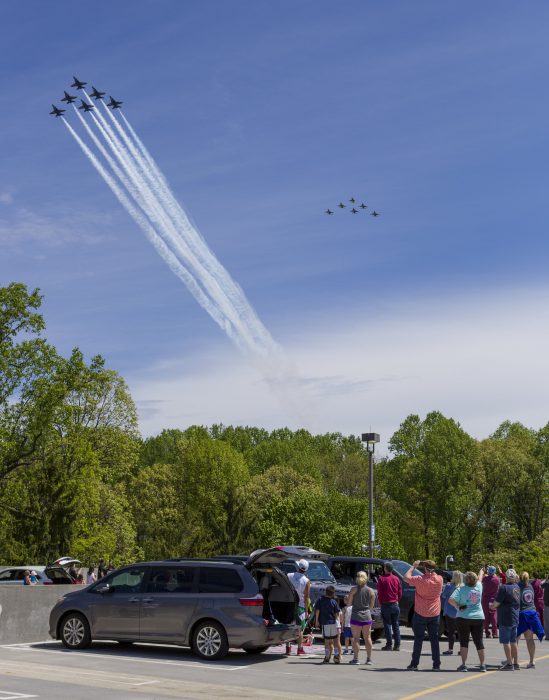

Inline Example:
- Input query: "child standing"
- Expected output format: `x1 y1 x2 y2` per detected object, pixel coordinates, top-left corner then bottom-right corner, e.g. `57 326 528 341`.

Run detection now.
314 585 342 664
342 603 353 654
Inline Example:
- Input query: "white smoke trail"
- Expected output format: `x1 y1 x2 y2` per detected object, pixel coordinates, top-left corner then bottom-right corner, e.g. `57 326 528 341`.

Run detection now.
111 108 276 352
81 95 261 353
62 117 243 344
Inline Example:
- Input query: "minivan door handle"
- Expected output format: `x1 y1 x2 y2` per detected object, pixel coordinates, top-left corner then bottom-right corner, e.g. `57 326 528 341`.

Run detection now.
142 597 154 604
129 596 140 603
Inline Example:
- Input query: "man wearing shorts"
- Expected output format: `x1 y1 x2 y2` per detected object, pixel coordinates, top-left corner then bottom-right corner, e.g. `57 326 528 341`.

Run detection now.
286 559 311 656
490 568 520 671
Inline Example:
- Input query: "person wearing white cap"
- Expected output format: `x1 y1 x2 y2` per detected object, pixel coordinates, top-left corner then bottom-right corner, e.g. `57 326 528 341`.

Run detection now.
286 559 310 656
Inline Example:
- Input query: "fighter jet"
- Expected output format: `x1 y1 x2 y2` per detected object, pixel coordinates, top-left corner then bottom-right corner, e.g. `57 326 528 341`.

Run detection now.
90 86 106 100
325 209 334 215
338 202 346 209
349 197 356 204
107 96 123 109
61 91 77 104
359 203 367 209
371 210 380 217
49 104 65 117
78 100 94 112
71 76 87 90
350 208 358 214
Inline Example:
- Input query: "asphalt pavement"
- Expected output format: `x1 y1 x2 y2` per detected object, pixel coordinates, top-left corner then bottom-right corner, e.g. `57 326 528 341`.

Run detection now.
0 633 547 699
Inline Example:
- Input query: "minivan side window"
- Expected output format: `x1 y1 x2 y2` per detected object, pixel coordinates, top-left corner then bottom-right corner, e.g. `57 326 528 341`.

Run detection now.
0 570 14 581
104 568 145 594
198 567 243 593
146 567 195 593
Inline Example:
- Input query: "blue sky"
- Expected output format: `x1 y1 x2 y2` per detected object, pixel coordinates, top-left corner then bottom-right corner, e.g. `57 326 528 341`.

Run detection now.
2 1 549 443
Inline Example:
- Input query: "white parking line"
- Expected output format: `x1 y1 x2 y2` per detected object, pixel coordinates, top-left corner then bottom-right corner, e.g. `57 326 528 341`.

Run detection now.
3 645 253 671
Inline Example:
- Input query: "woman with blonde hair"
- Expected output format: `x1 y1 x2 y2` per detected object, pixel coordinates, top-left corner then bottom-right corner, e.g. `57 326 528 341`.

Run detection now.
517 571 545 668
441 570 463 655
344 570 376 665
449 569 486 672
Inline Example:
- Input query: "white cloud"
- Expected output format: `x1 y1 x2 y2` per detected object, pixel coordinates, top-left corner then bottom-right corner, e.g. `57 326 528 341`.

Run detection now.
129 285 549 451
0 207 109 247
0 192 14 205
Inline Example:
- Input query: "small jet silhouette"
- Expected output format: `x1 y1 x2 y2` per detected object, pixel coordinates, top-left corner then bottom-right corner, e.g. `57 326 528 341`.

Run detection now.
49 104 65 117
61 91 77 104
338 202 346 208
90 86 106 100
371 210 380 217
359 203 367 209
78 100 94 112
107 96 123 109
71 76 87 90
325 209 334 215
350 208 358 214
349 197 356 203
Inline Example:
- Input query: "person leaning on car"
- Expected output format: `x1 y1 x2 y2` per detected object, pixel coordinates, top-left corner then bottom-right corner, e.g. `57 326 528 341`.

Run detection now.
378 561 403 651
404 560 444 671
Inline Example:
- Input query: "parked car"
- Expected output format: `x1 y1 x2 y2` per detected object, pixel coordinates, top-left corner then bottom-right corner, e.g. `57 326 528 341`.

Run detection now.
0 559 80 585
327 557 450 637
49 550 300 660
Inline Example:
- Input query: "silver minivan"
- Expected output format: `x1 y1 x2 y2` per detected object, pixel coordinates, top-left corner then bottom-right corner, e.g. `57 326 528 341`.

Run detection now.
49 549 300 660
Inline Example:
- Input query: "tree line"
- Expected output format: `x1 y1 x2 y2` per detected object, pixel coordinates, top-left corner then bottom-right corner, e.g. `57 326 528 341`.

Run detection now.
0 283 547 572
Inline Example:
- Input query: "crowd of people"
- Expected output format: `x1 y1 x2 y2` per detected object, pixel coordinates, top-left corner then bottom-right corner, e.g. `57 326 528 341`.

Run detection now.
285 558 548 671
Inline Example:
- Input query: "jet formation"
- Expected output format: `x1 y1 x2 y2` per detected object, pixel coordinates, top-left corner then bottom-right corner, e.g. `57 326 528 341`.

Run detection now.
50 76 123 117
325 197 381 217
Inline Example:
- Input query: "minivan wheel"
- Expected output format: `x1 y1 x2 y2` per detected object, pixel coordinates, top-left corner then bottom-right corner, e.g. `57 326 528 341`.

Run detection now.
60 612 91 649
192 621 229 660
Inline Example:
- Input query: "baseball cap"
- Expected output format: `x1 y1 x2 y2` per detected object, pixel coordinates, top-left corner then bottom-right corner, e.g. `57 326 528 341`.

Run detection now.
487 565 496 575
296 559 309 572
505 568 518 581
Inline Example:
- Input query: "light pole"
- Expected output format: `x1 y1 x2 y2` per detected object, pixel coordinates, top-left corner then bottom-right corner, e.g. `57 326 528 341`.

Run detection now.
361 432 380 558
445 554 454 570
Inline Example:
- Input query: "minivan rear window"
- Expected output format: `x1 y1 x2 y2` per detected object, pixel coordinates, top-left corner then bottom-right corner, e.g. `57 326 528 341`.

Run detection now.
198 567 243 593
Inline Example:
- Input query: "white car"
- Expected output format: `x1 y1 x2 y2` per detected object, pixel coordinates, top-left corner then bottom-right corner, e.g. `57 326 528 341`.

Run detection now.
0 558 81 585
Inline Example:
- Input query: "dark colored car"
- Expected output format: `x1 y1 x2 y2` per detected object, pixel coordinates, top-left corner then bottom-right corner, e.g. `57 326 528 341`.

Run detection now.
327 557 422 628
49 549 300 660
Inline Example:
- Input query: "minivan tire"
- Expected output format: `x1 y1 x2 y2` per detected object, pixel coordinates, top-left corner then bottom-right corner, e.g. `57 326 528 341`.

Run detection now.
60 612 91 649
192 620 229 660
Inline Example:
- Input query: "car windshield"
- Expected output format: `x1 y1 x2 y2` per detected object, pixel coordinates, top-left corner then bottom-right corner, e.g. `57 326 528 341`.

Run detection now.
391 560 422 577
277 561 336 582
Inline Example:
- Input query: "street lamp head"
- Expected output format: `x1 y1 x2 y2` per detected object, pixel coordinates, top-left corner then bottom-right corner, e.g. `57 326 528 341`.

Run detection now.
362 432 380 453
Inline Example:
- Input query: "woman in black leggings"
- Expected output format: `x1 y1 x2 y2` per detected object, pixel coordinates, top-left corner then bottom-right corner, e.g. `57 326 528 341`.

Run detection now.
448 569 486 672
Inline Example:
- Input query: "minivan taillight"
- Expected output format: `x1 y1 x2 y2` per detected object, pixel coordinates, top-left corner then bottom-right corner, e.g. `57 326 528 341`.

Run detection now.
239 594 264 606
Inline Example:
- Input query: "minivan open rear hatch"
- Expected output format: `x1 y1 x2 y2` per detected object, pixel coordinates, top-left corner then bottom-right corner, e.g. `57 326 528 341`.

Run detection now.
246 546 330 568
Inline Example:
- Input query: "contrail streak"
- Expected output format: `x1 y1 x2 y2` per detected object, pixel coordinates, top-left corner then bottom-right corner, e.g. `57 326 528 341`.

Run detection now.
79 96 262 352
62 117 243 344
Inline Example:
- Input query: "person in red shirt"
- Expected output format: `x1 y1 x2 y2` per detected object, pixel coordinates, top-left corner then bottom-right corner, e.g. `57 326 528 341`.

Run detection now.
404 560 444 671
378 562 403 651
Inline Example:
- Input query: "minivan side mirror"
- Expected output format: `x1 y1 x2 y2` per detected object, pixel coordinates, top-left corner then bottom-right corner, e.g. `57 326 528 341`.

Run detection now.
96 584 111 594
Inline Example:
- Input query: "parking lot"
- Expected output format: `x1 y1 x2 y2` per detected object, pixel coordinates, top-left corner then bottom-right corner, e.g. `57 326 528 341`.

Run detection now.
0 634 547 700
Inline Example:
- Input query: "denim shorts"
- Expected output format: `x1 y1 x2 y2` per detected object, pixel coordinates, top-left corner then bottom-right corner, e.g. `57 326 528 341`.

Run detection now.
499 625 518 644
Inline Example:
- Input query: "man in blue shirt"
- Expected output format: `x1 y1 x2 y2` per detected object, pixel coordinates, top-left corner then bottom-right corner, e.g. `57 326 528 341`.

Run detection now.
490 568 520 671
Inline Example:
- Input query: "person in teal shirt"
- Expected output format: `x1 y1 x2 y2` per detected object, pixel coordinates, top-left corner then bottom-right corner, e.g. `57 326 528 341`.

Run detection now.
449 569 486 672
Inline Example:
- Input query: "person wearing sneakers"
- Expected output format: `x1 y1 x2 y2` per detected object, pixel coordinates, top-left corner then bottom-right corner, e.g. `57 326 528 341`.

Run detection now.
314 585 342 664
449 569 487 672
342 603 353 654
404 560 444 671
490 568 521 671
482 565 501 638
286 559 311 656
441 570 463 656
345 570 376 665
517 571 545 669
378 561 403 651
